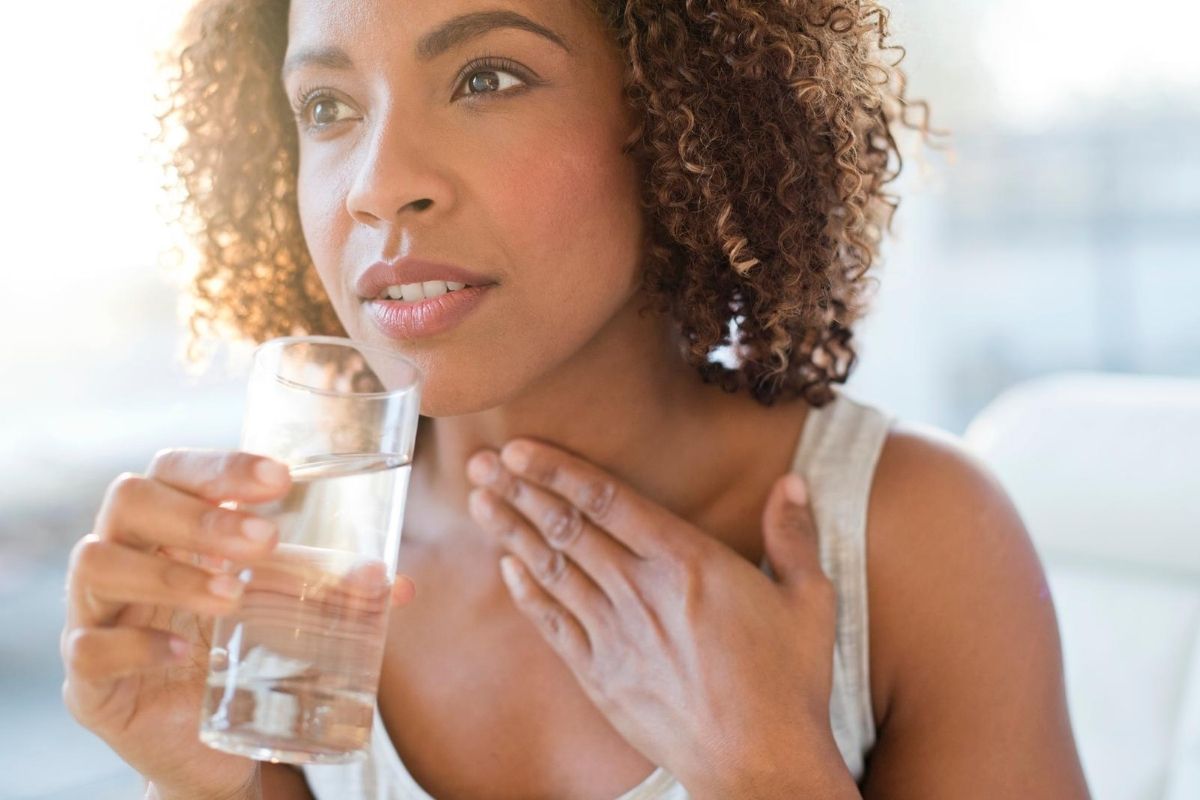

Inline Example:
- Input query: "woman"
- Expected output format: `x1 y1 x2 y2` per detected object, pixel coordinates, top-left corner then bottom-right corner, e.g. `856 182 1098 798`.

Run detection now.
61 0 1092 798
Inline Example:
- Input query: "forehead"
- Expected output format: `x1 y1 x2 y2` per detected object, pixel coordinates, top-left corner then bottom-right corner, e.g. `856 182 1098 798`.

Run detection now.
286 0 577 46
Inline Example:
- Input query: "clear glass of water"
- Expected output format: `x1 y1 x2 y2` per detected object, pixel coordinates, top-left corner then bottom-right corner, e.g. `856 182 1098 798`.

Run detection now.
198 335 422 765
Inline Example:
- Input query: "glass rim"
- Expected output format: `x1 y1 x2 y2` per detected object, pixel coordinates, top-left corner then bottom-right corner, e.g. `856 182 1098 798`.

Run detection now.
250 335 422 399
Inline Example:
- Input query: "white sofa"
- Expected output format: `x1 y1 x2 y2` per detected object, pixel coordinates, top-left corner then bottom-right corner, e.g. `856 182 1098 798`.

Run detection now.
963 372 1200 800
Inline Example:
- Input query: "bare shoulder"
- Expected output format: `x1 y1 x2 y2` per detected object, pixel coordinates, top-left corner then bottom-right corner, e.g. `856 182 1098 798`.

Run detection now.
858 420 1091 798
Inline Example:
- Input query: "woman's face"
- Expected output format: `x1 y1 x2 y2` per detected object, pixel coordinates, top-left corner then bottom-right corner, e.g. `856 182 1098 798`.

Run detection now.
283 0 646 415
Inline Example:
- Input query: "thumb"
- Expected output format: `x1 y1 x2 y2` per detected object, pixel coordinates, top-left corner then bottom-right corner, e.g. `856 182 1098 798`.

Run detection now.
761 472 823 589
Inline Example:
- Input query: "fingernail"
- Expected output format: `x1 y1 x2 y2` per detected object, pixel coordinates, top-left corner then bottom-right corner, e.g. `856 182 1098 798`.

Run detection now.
500 441 532 473
255 459 290 487
468 451 500 484
499 556 524 589
241 517 276 542
784 473 808 505
209 574 244 598
169 636 189 658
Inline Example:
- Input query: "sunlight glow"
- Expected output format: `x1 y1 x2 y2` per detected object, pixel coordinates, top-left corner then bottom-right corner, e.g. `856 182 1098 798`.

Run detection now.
979 0 1200 124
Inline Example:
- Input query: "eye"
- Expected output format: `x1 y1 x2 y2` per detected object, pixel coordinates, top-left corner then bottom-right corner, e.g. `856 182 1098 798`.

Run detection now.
463 68 522 95
309 97 354 126
291 87 359 132
453 57 537 101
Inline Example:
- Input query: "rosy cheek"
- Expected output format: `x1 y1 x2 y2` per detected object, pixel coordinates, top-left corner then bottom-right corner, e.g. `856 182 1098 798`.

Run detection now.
493 136 642 279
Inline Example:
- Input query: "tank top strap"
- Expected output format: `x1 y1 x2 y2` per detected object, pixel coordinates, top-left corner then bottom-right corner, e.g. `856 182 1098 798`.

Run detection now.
787 387 894 780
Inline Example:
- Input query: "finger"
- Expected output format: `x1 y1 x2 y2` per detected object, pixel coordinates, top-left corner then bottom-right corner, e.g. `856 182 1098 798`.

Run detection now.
159 543 393 615
468 486 612 636
145 448 292 506
761 472 824 590
63 625 189 694
498 555 591 670
224 547 392 631
63 626 192 725
492 439 689 560
466 456 638 604
93 473 280 557
239 562 387 617
391 574 416 607
66 535 245 628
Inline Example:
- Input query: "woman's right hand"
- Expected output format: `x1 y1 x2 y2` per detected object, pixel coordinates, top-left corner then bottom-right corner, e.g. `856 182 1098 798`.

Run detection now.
61 448 293 800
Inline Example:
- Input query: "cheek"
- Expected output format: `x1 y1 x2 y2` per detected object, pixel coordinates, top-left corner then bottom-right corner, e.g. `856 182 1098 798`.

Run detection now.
411 141 645 416
491 131 646 314
296 152 362 328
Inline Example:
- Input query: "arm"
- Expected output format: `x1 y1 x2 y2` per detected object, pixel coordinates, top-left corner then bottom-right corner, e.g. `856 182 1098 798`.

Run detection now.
858 424 1091 798
260 763 316 800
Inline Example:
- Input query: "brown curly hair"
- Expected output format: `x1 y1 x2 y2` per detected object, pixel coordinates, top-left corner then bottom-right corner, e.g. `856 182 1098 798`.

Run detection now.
153 0 939 407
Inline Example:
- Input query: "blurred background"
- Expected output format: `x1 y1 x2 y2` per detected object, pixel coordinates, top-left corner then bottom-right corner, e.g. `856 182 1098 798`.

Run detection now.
1 0 1196 797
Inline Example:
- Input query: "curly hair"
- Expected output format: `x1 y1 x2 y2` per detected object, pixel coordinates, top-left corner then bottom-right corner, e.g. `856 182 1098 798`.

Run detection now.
154 0 939 407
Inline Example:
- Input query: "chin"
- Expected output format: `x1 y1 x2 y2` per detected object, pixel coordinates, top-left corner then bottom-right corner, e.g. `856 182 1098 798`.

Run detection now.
394 352 528 418
416 381 505 418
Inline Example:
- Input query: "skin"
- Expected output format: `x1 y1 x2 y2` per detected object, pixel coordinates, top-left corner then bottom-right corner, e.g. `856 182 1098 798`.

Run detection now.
264 0 1093 797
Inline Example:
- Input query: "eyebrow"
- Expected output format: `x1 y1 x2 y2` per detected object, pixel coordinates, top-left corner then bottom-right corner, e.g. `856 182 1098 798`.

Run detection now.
281 9 571 80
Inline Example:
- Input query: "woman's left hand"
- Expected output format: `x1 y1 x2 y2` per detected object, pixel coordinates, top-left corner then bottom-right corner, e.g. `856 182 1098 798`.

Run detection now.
465 438 856 798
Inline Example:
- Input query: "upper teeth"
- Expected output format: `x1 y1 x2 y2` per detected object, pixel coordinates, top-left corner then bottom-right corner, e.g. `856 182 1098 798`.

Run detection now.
382 280 468 301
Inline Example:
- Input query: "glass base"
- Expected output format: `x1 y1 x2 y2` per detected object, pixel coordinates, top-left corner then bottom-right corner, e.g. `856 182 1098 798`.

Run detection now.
199 729 369 765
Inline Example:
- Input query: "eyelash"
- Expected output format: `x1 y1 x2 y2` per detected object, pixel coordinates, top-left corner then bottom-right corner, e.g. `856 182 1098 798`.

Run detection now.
290 55 538 133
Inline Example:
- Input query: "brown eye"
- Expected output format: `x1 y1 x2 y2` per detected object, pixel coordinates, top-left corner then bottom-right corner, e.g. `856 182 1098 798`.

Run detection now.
462 67 523 97
294 93 356 130
469 71 501 93
312 99 341 126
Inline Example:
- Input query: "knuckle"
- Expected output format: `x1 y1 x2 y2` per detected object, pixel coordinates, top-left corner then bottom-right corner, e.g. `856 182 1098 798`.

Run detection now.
578 478 617 522
663 542 701 580
63 628 97 675
528 457 559 487
542 504 583 549
196 506 229 541
69 535 108 576
659 547 704 604
501 476 523 503
148 447 184 475
158 559 201 594
107 472 147 509
225 450 260 481
534 549 568 585
540 605 564 636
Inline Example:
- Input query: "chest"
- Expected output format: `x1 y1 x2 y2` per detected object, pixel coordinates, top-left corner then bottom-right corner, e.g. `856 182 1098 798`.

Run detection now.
374 545 661 800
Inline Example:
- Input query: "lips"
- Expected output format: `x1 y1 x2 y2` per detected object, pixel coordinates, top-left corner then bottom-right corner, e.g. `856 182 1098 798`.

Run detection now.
366 284 494 340
355 258 497 301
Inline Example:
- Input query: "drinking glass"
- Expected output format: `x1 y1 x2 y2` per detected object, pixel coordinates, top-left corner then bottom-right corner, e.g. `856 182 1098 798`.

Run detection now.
198 335 422 764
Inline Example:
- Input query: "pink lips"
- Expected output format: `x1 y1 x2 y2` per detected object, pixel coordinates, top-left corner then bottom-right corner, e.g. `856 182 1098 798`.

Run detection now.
356 257 499 340
355 258 496 301
366 284 494 340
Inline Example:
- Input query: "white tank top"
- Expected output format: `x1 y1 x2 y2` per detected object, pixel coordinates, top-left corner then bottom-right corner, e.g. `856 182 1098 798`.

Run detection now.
301 388 893 798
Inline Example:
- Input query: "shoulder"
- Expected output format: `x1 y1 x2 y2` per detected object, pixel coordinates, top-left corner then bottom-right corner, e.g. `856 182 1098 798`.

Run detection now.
864 419 1051 726
856 419 1088 794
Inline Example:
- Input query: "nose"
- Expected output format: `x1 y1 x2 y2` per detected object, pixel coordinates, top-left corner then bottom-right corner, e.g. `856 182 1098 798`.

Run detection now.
345 118 455 227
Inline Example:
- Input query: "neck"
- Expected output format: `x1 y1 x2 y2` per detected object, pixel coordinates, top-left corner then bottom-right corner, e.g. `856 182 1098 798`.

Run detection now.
407 295 751 548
